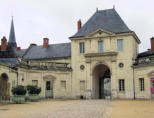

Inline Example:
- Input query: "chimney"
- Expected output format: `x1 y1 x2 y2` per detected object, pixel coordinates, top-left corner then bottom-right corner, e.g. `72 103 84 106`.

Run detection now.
30 43 37 46
77 20 82 31
16 47 21 51
1 36 7 51
151 37 154 51
43 38 49 48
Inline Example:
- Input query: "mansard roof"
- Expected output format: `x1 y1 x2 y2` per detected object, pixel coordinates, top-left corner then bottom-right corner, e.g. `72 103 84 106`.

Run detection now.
23 43 71 60
71 8 131 38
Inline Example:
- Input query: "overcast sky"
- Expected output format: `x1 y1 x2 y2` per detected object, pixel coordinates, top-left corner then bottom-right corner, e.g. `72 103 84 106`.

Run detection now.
0 0 154 52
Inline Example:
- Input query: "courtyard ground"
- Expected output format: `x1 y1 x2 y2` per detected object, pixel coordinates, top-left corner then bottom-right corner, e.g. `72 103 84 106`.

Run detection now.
111 100 154 118
0 100 111 118
0 99 154 118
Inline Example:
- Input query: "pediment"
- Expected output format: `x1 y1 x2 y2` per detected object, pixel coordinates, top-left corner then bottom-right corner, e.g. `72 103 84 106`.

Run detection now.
43 75 56 81
86 29 115 38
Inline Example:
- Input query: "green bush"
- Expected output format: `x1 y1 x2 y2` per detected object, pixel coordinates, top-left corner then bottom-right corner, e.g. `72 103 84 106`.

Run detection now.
12 85 27 95
27 85 41 95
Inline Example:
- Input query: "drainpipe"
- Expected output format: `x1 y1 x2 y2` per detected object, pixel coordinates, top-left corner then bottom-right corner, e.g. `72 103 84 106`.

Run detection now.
132 66 136 100
16 71 19 86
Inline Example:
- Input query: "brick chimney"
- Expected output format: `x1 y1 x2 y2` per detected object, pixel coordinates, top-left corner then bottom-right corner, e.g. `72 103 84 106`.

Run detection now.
1 36 7 51
77 20 82 31
43 38 49 48
151 37 154 52
16 47 21 51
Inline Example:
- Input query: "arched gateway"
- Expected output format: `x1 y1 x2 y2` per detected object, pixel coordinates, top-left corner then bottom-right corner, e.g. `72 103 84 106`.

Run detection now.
92 64 111 99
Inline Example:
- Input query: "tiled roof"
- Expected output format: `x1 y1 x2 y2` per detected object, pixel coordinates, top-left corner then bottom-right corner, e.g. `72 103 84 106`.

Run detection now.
71 9 131 38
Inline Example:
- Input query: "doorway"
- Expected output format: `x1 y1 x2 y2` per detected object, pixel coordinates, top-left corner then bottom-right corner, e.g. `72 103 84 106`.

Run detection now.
0 73 9 100
92 64 111 99
45 81 53 98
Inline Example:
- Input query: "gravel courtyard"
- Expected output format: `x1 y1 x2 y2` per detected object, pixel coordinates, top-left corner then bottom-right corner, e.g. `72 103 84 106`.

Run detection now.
0 100 112 118
1 99 154 118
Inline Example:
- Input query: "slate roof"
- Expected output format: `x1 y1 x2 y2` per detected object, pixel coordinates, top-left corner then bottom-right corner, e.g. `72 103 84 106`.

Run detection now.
71 9 131 38
137 50 154 58
23 43 71 60
16 49 27 57
0 58 19 67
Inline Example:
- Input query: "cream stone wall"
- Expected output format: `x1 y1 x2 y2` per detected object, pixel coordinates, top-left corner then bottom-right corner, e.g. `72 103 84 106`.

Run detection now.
134 65 154 99
18 65 72 99
0 64 17 97
70 30 139 99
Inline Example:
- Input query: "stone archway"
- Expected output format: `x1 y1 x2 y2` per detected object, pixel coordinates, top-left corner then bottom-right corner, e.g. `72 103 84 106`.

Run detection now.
0 73 9 100
92 64 111 99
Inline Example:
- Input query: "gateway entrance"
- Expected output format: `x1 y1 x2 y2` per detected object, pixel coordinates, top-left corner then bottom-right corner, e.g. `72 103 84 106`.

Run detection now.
92 64 111 99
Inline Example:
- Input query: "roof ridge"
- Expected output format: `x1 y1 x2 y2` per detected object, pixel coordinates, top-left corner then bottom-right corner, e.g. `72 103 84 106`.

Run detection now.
96 8 114 12
32 42 71 47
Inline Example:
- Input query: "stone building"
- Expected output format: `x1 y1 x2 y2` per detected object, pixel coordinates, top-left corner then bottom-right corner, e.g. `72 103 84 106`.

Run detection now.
0 8 154 100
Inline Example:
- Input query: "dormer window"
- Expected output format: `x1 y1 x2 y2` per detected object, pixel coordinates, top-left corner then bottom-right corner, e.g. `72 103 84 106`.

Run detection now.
79 42 85 53
98 40 104 53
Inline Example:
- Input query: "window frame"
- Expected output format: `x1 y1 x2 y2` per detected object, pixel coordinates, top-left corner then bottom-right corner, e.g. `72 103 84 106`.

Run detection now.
98 40 104 53
32 80 38 86
117 39 124 51
80 80 86 92
119 79 125 92
61 80 66 91
139 78 144 91
79 42 85 54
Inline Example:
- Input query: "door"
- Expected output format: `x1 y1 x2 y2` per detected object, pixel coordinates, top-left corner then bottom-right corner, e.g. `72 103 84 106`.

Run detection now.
45 81 53 98
0 76 8 100
99 77 105 99
99 77 111 99
104 77 111 98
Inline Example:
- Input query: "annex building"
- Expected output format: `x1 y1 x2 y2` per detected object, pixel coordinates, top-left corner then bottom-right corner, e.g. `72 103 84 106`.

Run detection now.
0 8 154 100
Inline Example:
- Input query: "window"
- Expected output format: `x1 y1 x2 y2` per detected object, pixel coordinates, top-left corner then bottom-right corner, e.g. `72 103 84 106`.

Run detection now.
32 80 38 86
79 42 85 53
80 80 85 92
98 40 104 52
119 79 125 91
139 78 144 91
61 81 66 90
117 39 123 51
46 81 51 90
12 80 16 88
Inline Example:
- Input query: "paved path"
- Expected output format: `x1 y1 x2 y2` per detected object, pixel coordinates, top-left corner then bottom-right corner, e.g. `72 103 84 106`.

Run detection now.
0 100 112 118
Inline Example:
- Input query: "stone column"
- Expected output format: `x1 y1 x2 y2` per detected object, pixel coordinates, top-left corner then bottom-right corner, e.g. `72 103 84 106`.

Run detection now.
86 60 92 99
111 61 118 99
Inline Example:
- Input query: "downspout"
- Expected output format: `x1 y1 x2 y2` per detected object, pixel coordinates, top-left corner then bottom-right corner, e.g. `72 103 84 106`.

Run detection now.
16 71 19 86
132 66 136 100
